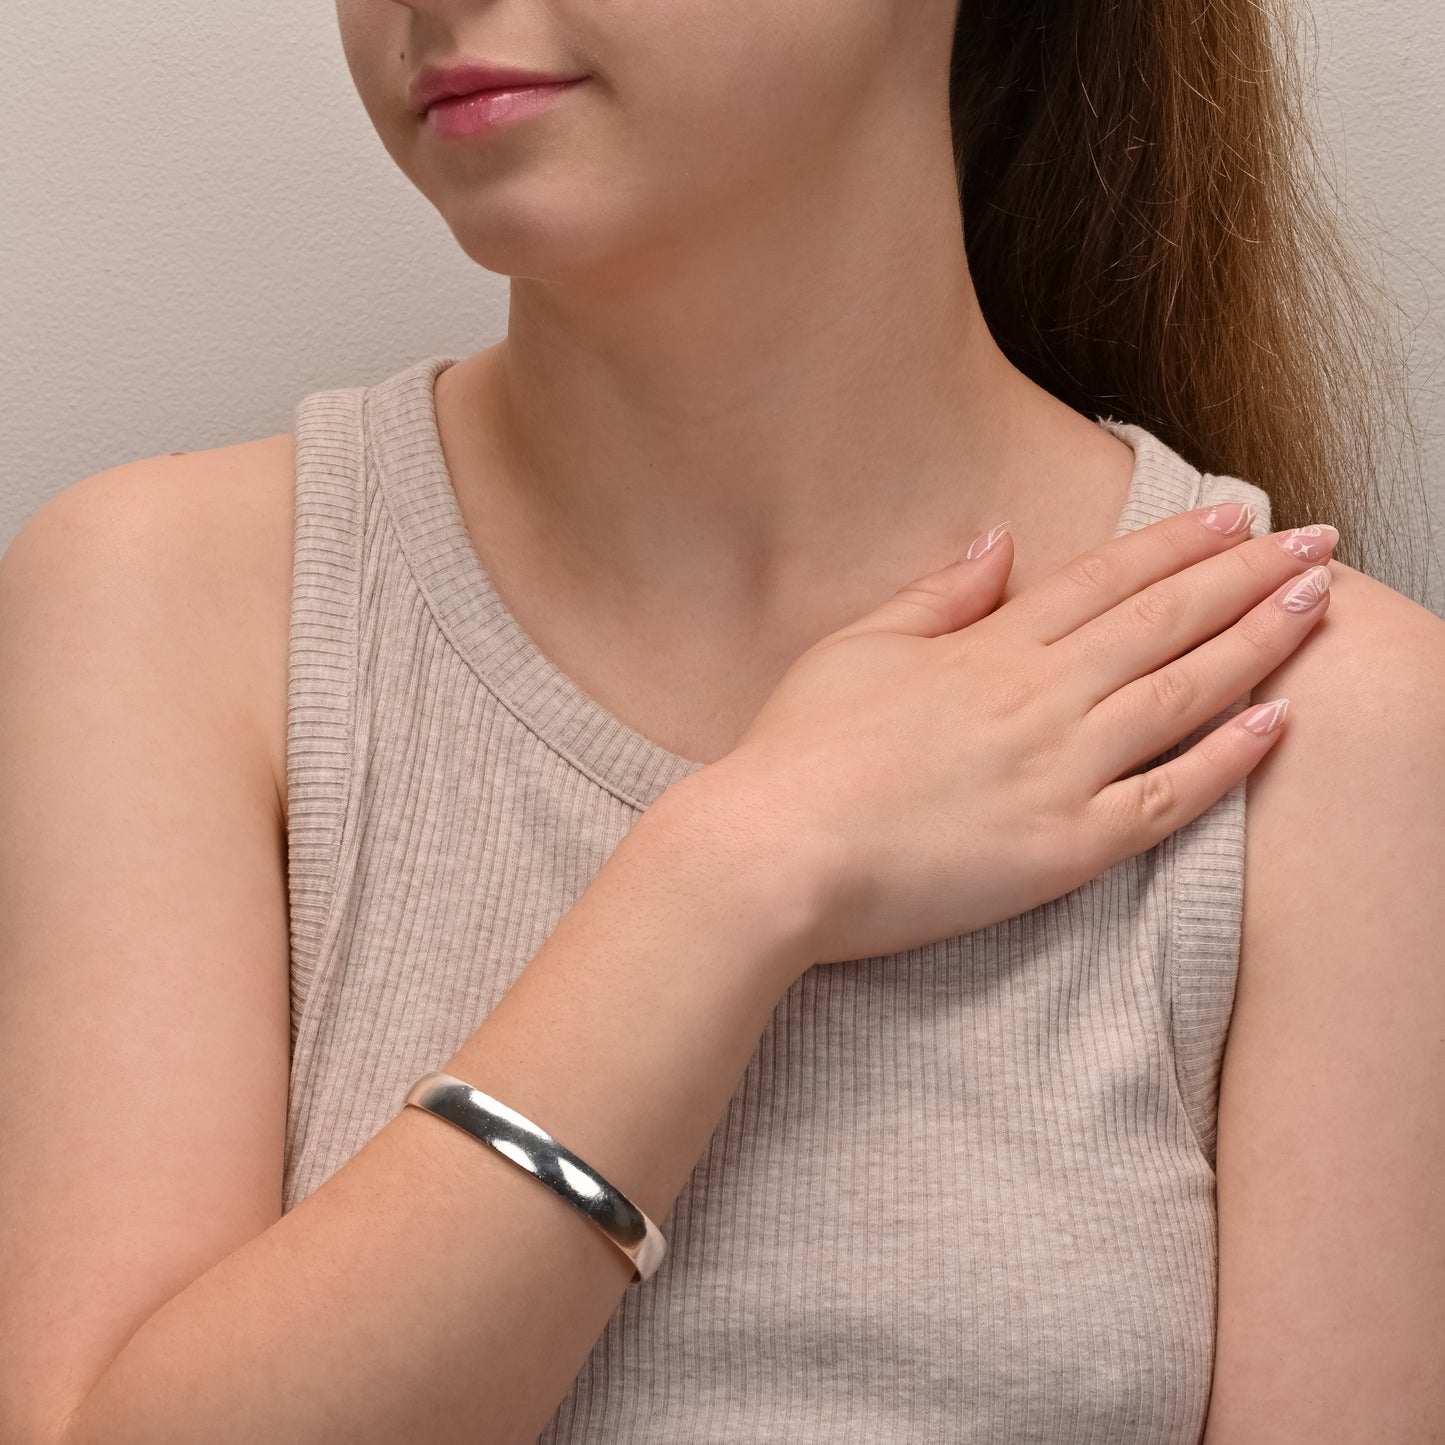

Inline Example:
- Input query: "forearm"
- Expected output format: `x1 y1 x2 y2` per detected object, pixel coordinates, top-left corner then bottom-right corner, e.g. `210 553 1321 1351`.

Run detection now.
59 776 817 1445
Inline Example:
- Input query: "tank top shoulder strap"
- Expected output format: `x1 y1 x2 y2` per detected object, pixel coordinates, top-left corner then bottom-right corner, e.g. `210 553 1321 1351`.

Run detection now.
286 379 369 1050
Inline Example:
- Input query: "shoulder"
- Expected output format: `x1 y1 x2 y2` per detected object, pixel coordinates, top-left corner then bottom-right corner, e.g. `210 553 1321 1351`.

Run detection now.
1238 557 1445 980
1 432 298 822
1240 557 1445 861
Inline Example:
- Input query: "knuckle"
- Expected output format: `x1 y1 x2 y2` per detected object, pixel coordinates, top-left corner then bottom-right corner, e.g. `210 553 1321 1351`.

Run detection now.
1127 585 1182 632
986 670 1042 718
1234 544 1279 587
1134 766 1179 825
1068 626 1109 672
1231 611 1277 656
1090 764 1179 843
1160 522 1203 564
896 580 950 607
1226 545 1286 604
1063 549 1115 595
889 584 951 625
1149 664 1197 717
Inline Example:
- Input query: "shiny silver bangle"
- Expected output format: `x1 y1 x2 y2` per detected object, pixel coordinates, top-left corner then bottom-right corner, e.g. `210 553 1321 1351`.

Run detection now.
402 1070 667 1285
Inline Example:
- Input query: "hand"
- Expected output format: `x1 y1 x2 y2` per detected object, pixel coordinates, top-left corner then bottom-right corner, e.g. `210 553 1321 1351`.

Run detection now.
693 506 1334 971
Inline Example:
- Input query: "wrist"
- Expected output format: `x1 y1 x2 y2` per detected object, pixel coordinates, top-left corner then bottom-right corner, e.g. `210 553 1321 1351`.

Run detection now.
625 764 825 993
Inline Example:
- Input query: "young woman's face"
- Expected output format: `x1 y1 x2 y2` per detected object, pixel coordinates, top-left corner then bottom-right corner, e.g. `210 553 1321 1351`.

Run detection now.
335 0 958 284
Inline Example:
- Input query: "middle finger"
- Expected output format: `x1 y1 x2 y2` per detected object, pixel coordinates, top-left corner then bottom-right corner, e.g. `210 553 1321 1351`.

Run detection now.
1054 524 1340 711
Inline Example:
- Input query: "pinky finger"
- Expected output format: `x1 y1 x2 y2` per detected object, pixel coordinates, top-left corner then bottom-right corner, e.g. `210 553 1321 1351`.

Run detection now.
1089 696 1291 863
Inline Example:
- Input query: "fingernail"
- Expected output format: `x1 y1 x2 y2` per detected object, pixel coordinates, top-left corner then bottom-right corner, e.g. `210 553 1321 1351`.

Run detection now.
1241 698 1291 735
1200 502 1256 536
1277 523 1339 562
962 520 1013 561
1274 564 1332 612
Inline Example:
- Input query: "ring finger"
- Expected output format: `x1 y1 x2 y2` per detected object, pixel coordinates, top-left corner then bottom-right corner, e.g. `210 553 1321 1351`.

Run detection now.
1080 560 1333 788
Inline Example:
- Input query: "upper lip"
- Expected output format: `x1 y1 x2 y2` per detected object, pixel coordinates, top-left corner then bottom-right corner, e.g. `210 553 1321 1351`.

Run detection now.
408 62 584 114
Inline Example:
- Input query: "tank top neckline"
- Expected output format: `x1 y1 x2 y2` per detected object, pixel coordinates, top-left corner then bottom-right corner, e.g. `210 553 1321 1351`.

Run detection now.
367 351 1199 813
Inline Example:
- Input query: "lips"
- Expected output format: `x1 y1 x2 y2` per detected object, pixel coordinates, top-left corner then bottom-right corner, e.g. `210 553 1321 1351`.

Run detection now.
409 61 586 115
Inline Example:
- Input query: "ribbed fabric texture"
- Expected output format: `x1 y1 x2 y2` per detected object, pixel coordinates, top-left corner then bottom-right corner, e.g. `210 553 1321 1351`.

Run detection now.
281 353 1273 1443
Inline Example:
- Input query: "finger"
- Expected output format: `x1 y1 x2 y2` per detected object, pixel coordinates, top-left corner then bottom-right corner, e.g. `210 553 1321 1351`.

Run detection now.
1083 693 1293 867
832 521 1014 642
1081 563 1331 787
1056 524 1339 711
1003 502 1262 646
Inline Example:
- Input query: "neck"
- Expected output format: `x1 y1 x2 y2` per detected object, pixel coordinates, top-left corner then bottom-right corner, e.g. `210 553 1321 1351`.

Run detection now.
434 140 1133 635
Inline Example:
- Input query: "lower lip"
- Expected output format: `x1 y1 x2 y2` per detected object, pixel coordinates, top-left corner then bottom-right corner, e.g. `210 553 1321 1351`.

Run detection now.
425 79 584 139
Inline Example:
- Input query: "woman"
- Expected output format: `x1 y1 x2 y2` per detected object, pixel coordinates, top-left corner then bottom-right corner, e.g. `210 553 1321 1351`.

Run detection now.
2 1 1442 1443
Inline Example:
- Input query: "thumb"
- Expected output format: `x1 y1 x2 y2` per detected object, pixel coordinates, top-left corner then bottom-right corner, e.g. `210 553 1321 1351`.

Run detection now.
835 520 1015 641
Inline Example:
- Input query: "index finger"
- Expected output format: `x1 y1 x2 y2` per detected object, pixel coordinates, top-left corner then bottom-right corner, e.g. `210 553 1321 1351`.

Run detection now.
1001 502 1261 645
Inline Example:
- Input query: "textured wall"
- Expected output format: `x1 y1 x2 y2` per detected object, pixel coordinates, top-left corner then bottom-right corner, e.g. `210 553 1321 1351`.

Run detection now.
3 0 1441 613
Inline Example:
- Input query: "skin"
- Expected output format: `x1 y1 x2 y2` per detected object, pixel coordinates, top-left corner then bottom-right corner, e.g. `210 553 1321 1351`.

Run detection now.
330 3 1445 1434
331 0 1143 764
2 1 1441 1439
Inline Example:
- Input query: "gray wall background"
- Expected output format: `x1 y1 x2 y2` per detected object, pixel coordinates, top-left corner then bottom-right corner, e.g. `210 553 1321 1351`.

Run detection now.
4 1 1442 615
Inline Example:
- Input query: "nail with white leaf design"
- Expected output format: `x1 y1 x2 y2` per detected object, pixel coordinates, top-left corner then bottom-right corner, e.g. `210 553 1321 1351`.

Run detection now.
1241 698 1291 735
961 520 1014 561
1200 502 1256 535
1273 564 1332 612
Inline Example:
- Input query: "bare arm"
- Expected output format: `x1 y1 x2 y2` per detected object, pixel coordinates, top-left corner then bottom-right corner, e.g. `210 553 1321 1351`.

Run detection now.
61 781 810 1445
1204 563 1445 1442
0 462 818 1445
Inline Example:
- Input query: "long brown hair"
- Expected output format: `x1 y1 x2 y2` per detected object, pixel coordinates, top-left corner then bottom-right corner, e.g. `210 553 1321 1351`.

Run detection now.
951 0 1439 611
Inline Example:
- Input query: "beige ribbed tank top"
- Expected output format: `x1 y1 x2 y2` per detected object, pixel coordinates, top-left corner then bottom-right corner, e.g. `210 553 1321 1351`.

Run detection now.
281 353 1273 1443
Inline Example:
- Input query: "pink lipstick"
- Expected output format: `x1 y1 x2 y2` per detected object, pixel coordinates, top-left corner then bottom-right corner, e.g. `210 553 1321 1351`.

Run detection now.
425 78 584 139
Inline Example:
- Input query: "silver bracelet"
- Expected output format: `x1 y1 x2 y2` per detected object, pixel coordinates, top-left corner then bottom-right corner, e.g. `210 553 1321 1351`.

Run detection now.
402 1070 667 1285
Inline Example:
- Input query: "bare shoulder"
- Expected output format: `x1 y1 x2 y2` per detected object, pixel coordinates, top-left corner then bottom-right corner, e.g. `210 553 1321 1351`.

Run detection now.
1238 557 1445 885
1236 555 1445 996
1204 559 1445 1437
9 431 298 823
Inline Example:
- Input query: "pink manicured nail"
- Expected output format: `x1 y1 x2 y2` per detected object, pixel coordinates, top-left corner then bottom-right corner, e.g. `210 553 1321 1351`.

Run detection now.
1274 564 1331 612
962 520 1013 561
1200 502 1256 536
1277 524 1339 561
1241 698 1290 735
